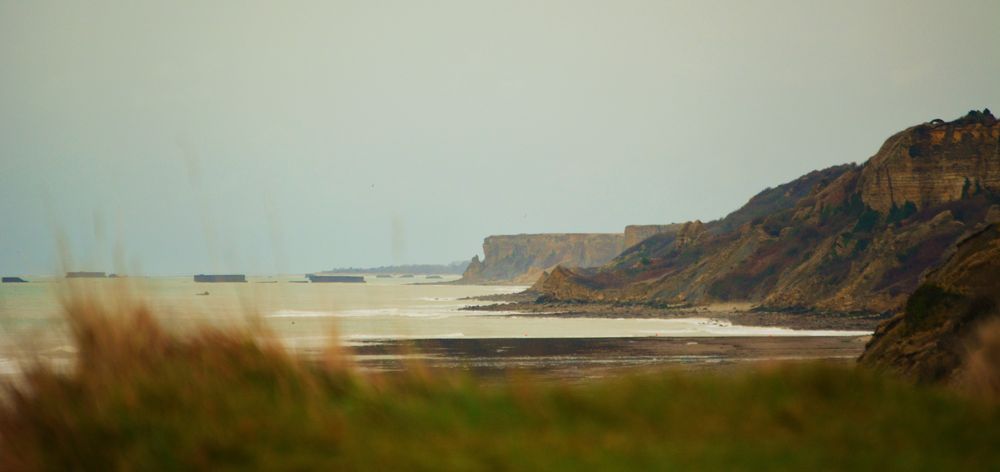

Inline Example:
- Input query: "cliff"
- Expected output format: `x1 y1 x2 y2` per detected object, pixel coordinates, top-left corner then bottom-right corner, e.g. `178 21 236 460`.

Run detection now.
458 233 625 285
859 223 1000 384
624 224 683 248
536 110 1000 313
859 110 1000 213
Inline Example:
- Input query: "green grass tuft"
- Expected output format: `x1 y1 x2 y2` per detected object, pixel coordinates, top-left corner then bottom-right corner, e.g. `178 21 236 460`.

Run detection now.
2 298 999 470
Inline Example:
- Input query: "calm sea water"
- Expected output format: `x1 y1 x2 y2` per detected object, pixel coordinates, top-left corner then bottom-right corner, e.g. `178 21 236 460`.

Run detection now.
0 275 867 373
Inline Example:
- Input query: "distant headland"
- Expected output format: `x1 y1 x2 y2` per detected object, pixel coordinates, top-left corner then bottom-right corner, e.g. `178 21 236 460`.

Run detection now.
321 261 469 276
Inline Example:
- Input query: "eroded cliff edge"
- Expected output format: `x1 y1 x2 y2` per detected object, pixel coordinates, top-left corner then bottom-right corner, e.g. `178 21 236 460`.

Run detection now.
456 225 692 285
458 233 627 285
535 110 1000 313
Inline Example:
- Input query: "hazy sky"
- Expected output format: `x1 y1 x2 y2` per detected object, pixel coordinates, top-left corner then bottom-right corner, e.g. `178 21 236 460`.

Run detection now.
1 0 998 275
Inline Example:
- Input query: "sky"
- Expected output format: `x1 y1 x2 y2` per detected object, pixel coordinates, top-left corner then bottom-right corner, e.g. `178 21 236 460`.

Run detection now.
1 0 998 276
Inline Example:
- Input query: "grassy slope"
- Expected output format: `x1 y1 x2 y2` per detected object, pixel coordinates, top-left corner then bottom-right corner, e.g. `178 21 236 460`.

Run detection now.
2 301 998 470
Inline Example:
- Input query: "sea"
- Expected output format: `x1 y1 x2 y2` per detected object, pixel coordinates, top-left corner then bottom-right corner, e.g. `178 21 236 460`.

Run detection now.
0 275 870 376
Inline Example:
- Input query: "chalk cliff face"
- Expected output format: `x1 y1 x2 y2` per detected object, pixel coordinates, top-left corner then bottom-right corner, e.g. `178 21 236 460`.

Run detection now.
536 110 1000 313
859 223 1000 384
459 234 625 284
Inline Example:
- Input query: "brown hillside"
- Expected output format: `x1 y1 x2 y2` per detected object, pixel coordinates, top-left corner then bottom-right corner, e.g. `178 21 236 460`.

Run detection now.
537 110 1000 313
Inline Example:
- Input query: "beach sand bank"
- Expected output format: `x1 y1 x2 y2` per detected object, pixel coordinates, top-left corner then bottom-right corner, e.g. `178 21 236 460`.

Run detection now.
347 335 870 381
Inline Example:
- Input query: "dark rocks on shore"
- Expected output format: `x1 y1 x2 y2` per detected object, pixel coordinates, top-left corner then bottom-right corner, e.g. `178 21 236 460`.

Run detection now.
462 291 885 331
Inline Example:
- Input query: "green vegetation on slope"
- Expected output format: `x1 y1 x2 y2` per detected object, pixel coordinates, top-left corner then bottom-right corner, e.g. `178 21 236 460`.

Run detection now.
2 300 999 470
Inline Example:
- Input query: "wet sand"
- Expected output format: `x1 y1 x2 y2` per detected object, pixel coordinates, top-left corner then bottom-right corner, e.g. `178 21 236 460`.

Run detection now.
348 335 870 382
385 292 882 381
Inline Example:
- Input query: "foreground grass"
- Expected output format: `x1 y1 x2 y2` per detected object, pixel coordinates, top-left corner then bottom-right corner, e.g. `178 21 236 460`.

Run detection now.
1 301 998 470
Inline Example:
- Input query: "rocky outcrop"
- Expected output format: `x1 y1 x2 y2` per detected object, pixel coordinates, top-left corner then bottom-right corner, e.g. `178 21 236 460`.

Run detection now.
624 224 683 248
673 220 707 248
859 109 1000 213
536 110 1000 312
458 234 625 284
859 223 1000 383
462 255 486 281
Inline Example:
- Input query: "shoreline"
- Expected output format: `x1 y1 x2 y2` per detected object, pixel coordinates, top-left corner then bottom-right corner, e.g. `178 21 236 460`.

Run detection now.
462 293 888 331
346 336 870 381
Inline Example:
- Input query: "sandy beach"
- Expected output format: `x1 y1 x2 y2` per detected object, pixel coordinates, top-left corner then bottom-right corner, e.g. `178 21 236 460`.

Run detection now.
463 292 889 331
347 335 871 381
